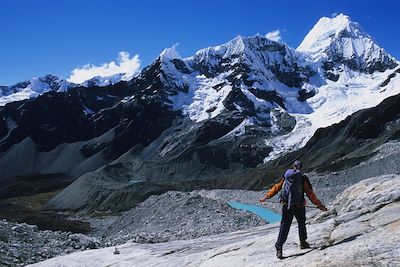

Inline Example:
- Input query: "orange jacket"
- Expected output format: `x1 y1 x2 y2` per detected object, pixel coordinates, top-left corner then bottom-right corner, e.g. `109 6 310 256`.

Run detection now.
265 176 323 208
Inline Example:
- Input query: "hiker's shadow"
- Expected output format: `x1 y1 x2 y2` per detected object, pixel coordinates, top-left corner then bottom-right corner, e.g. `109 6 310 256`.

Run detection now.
282 249 314 259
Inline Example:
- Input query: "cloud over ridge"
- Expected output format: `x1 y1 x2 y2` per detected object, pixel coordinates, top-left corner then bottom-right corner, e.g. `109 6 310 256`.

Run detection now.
265 29 282 42
68 52 140 84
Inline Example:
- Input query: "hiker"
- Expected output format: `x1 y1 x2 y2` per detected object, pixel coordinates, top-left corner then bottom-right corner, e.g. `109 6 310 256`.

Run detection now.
259 160 327 259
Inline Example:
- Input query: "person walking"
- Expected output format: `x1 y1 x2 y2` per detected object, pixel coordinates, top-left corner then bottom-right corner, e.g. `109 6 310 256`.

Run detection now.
259 160 327 259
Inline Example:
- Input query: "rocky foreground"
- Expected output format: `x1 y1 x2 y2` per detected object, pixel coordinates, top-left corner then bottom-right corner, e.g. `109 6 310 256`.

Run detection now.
0 221 102 266
29 174 400 266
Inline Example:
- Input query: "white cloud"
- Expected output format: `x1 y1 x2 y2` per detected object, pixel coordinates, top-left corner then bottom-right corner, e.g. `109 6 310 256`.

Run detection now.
265 29 282 42
68 52 140 84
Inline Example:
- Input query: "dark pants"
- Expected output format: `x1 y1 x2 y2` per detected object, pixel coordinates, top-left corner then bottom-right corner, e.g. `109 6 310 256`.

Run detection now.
275 206 307 249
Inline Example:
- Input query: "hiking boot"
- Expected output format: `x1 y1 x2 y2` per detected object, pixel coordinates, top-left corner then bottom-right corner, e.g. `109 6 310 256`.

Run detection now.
300 241 310 249
276 247 283 259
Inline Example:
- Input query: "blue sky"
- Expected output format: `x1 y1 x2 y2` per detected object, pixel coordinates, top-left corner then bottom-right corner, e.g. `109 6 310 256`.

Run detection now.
1 0 399 85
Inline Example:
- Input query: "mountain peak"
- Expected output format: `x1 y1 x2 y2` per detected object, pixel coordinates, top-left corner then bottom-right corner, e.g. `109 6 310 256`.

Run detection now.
297 13 397 73
160 44 181 60
297 13 367 54
194 34 286 59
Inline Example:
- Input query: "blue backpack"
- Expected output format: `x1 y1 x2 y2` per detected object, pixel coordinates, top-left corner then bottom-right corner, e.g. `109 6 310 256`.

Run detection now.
279 169 305 209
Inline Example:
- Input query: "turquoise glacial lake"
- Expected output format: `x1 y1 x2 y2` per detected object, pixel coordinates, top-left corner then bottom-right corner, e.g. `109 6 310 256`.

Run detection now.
228 201 282 223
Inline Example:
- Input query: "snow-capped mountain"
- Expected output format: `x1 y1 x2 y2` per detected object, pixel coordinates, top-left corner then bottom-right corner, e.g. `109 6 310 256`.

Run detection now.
0 72 133 106
133 14 399 161
0 75 70 106
1 14 400 211
265 14 399 160
297 14 397 74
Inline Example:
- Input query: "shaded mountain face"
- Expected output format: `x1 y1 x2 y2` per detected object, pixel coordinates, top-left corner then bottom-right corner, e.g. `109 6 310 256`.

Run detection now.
1 14 400 210
0 82 133 153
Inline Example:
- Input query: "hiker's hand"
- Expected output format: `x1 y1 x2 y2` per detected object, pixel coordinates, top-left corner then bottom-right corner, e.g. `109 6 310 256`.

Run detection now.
259 196 269 203
318 205 328 211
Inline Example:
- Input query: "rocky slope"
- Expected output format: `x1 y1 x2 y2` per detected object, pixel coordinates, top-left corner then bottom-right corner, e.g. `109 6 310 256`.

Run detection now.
28 174 400 267
100 191 265 245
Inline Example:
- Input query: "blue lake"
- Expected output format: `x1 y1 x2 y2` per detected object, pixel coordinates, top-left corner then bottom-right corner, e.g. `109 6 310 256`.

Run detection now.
227 201 282 223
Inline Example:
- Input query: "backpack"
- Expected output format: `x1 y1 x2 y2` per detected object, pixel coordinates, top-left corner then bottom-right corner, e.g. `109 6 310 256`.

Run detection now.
279 169 305 209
